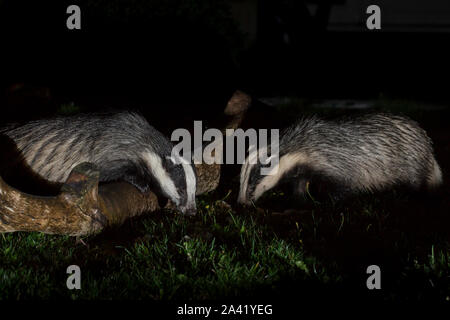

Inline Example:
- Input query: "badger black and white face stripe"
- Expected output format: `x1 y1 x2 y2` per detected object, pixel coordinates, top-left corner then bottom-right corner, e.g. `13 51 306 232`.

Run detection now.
142 151 197 215
182 162 197 212
167 153 197 215
238 146 261 204
239 151 308 205
142 151 180 204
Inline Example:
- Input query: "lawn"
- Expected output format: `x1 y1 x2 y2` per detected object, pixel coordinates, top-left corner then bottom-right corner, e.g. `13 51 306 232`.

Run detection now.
0 97 449 302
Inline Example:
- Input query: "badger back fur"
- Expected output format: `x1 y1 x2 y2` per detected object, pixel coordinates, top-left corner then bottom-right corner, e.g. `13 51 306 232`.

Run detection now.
239 113 442 204
1 111 197 215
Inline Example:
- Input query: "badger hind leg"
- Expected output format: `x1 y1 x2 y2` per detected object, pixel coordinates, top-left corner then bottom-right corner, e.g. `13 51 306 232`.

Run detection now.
427 158 443 189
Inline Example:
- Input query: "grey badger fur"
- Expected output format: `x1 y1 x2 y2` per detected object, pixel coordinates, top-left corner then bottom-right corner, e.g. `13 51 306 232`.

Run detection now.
1 111 197 215
239 113 442 205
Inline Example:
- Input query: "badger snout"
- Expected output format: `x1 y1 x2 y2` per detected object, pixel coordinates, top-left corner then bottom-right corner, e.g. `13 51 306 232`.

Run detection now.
180 204 197 216
237 190 246 205
237 193 252 206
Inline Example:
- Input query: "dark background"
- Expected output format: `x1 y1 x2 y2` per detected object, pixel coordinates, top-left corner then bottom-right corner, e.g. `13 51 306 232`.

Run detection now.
1 0 449 123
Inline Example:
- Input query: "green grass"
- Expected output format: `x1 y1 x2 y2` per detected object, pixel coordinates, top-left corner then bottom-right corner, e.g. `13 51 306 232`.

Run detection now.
0 97 449 301
0 189 448 301
0 198 323 300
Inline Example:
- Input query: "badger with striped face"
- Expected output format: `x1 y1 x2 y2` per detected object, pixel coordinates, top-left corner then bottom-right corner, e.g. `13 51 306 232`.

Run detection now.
1 111 197 215
239 114 443 205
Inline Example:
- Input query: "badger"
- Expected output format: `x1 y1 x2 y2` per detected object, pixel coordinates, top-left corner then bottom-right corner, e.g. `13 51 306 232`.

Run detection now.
0 111 197 215
239 113 443 205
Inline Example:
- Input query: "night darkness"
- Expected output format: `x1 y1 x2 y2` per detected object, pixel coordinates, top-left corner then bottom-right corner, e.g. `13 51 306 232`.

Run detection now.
2 1 450 118
0 0 449 310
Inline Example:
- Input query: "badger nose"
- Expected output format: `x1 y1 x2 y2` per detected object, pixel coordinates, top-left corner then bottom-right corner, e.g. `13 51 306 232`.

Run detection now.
237 190 253 205
237 195 250 206
181 206 197 216
237 196 254 208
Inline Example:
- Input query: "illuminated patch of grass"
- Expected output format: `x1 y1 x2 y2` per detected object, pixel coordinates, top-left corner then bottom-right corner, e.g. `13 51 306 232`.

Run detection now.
0 190 448 301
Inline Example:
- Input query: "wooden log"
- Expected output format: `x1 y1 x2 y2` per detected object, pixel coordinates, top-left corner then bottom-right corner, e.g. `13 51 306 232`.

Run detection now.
0 163 106 236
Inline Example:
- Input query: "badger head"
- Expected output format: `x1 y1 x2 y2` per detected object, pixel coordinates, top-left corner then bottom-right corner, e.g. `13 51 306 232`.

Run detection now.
239 151 305 205
142 151 197 215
